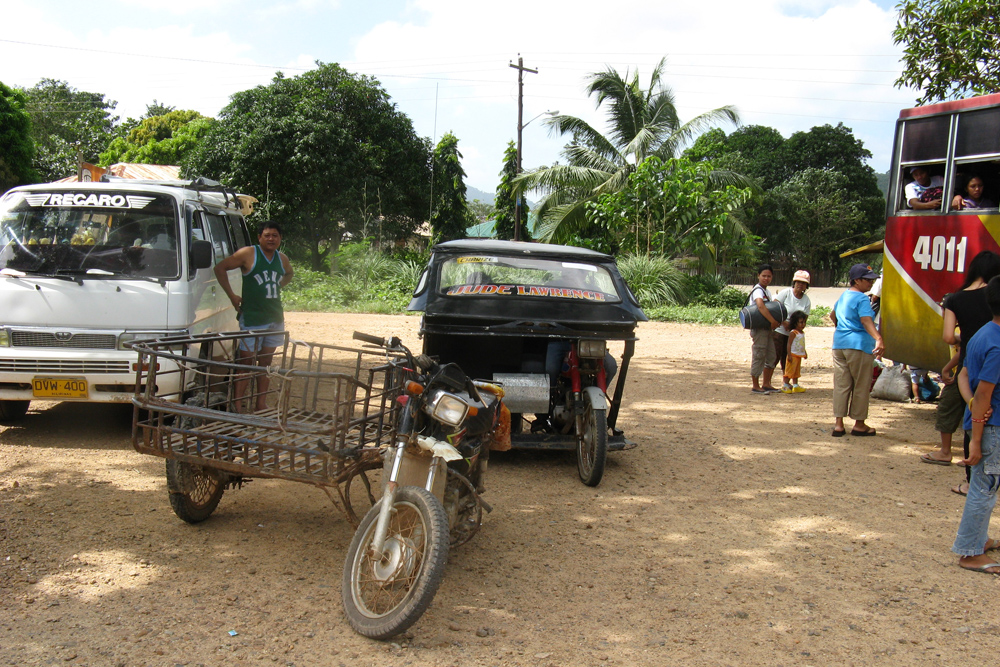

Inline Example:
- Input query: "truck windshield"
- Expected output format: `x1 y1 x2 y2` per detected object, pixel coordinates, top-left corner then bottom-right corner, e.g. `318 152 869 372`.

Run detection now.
0 190 180 279
438 255 621 302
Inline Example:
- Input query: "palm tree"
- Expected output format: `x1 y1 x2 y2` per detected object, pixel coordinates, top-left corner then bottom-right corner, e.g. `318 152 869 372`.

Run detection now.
516 58 743 243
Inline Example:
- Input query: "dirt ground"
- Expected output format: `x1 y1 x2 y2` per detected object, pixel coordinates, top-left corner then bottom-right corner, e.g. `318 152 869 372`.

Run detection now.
3 312 1000 667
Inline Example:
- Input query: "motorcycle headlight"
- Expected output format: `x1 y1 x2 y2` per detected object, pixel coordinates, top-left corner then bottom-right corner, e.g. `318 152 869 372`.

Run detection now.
578 339 607 359
426 390 470 427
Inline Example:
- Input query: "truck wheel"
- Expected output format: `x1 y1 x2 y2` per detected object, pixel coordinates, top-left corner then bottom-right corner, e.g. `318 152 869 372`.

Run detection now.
0 400 30 423
165 460 225 523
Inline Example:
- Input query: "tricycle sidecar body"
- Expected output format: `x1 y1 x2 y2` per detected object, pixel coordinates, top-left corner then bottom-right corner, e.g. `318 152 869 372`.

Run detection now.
408 240 646 475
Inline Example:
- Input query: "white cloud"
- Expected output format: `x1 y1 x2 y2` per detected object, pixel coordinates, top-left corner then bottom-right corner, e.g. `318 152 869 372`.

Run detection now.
350 0 910 189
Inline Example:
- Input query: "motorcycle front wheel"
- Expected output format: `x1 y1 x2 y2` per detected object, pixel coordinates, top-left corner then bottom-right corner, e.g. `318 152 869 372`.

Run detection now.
342 486 450 639
576 392 608 487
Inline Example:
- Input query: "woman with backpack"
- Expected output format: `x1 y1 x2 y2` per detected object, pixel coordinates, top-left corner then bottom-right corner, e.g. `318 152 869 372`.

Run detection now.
749 264 781 394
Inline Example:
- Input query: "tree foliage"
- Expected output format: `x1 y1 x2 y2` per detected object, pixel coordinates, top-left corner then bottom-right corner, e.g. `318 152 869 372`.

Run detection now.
770 169 870 274
684 123 885 265
0 81 36 191
22 79 118 182
493 140 530 241
467 200 495 224
430 132 470 242
893 0 1000 105
515 58 741 242
587 157 755 270
183 62 431 270
99 111 212 166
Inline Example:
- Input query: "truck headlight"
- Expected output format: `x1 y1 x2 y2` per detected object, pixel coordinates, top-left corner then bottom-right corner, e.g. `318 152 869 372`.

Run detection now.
578 340 607 359
0 328 9 347
119 331 185 350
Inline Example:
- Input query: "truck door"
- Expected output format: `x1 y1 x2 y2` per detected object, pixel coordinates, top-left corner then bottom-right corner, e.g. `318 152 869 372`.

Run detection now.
202 209 241 333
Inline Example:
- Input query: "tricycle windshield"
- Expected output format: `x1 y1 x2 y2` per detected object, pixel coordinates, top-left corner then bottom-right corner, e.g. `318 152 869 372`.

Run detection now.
0 190 180 279
438 255 621 303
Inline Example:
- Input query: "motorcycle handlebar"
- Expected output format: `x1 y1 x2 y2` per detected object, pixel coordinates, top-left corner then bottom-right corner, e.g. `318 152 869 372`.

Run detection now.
352 331 386 346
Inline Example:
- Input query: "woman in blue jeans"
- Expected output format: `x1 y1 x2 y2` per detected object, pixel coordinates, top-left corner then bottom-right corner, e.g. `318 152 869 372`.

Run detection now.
954 276 1000 574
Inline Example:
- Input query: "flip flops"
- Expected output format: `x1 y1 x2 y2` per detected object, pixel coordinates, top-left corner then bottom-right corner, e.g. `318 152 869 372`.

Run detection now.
920 453 952 466
952 484 968 496
831 429 846 437
960 562 1000 575
850 428 877 436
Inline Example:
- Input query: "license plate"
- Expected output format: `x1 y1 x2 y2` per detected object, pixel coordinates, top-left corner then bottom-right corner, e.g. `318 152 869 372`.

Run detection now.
32 377 89 399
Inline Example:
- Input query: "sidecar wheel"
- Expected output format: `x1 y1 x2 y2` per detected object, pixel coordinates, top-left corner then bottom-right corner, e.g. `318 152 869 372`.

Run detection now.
342 486 449 639
576 392 608 487
165 460 225 523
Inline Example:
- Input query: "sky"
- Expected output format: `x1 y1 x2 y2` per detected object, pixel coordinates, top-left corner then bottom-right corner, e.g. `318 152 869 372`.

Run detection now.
0 0 919 194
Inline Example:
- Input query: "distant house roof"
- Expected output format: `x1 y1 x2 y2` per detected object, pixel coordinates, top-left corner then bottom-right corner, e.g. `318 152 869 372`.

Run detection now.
466 219 497 238
465 212 540 240
56 163 181 183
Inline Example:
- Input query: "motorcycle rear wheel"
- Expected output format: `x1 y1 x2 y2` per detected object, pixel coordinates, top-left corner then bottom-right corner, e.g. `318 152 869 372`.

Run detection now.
576 392 608 487
342 486 450 639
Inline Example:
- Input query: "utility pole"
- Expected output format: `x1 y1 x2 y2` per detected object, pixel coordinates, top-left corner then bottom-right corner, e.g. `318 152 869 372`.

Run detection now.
509 55 537 242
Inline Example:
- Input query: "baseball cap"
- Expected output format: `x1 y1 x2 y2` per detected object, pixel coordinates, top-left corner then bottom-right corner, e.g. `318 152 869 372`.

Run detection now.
848 263 878 282
792 270 811 285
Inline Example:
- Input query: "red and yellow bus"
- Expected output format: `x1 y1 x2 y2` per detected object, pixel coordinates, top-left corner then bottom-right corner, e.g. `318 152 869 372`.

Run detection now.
882 92 1000 371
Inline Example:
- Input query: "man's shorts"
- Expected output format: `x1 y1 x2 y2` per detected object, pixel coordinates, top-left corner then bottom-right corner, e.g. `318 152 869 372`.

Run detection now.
238 318 285 352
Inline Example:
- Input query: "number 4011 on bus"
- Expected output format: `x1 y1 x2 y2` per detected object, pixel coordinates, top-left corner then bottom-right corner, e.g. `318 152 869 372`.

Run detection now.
912 235 968 273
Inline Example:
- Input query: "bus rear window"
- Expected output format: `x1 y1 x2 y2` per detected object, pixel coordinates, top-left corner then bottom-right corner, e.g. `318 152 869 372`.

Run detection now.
438 255 621 302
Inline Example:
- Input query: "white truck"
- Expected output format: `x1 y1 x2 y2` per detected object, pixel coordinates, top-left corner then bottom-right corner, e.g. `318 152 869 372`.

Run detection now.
0 177 253 421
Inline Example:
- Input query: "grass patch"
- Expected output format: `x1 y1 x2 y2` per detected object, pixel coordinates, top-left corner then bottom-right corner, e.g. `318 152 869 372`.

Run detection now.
645 305 741 325
645 303 833 327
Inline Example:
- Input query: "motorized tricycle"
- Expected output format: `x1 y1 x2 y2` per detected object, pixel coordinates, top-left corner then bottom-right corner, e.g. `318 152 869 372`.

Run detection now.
130 330 506 640
408 239 647 486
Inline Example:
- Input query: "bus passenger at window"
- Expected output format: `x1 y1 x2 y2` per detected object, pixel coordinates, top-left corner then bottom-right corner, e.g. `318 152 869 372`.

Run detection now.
905 166 944 210
952 174 995 210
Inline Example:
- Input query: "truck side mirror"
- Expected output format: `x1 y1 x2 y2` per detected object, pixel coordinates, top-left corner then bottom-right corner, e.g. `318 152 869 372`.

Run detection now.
190 240 213 270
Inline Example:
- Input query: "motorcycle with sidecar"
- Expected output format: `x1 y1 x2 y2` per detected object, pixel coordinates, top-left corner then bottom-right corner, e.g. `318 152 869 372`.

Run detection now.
408 239 647 486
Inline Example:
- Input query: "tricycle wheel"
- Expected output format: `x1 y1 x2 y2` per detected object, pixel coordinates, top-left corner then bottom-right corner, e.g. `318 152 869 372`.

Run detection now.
576 392 608 487
165 460 225 523
342 486 449 639
342 462 381 526
0 400 30 423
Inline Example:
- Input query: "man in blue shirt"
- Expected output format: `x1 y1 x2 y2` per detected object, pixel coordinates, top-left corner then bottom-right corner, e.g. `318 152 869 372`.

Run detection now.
955 276 1000 574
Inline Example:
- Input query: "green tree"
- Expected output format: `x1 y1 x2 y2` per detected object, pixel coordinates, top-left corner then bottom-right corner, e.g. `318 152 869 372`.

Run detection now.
493 140 531 241
22 79 118 182
514 58 740 242
468 200 495 223
771 169 871 274
430 132 470 242
184 62 431 270
893 0 1000 105
0 81 37 191
143 100 176 119
685 122 885 259
99 110 211 166
783 123 882 200
587 156 755 269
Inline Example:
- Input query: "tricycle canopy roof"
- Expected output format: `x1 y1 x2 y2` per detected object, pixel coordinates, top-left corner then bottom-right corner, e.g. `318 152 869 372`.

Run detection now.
409 240 647 338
